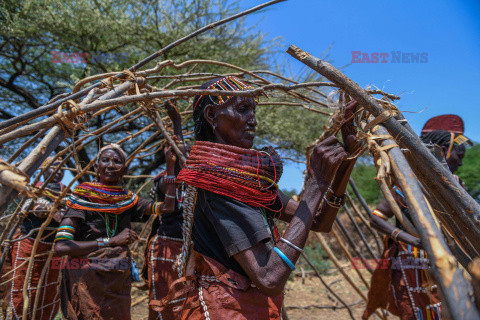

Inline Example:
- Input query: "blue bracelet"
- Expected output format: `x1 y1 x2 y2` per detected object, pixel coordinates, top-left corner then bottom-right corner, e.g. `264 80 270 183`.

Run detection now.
273 247 296 270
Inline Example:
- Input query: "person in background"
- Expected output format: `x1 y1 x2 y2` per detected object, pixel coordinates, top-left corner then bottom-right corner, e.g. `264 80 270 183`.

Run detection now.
144 137 184 320
363 114 471 320
0 157 66 320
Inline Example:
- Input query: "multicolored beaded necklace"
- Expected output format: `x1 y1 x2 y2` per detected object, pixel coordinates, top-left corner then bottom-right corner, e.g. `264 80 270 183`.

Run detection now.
66 182 138 214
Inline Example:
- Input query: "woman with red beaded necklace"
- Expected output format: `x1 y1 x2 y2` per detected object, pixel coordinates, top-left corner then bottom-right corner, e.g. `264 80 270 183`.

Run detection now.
150 76 360 319
54 144 175 320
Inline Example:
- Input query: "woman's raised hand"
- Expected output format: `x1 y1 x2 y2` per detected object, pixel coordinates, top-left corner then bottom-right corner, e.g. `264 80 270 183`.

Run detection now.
164 136 178 166
109 228 139 247
341 100 360 155
309 136 348 186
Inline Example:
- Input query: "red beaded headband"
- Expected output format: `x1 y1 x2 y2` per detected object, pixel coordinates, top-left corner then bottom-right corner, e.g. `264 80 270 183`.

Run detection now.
193 76 258 110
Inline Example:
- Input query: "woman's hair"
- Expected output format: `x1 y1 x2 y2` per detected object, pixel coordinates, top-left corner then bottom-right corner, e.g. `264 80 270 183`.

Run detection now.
420 130 452 149
192 78 222 142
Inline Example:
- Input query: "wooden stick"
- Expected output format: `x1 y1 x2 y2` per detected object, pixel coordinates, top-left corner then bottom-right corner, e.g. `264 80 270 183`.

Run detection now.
345 192 383 256
314 232 367 301
343 204 379 261
0 81 332 145
335 217 373 273
331 226 371 289
287 44 480 250
7 127 49 163
31 249 55 320
285 299 364 310
348 178 373 217
300 252 357 320
288 44 480 319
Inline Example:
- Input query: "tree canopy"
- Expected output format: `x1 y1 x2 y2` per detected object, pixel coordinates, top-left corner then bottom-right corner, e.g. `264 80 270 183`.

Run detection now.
0 0 329 178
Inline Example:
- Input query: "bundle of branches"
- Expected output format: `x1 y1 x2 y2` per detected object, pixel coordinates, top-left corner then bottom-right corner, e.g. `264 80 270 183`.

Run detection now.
288 44 480 319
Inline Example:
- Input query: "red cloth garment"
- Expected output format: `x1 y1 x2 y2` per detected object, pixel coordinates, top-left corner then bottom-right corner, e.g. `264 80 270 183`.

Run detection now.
1 232 62 320
146 235 183 320
363 238 441 320
151 251 283 320
60 246 132 320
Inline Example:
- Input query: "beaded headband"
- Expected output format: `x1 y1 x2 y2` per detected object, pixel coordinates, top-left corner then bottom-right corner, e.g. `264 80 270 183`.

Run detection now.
98 143 127 163
193 76 258 110
41 156 62 169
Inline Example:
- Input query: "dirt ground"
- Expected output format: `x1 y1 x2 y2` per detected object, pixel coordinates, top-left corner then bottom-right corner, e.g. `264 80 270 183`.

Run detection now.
130 260 395 320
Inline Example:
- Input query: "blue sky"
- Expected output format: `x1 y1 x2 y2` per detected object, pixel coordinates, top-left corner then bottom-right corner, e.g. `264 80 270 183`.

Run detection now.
242 0 480 192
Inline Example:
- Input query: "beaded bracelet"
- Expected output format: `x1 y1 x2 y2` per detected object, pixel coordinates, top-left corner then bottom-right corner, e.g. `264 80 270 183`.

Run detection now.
280 238 304 253
273 247 296 270
324 187 345 208
373 209 389 221
151 202 164 215
54 225 76 243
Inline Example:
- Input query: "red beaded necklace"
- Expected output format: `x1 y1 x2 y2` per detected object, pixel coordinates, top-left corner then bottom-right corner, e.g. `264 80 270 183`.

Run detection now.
177 141 283 211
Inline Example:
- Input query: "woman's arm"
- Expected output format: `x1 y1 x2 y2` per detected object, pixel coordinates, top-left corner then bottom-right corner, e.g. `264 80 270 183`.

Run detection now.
146 139 179 215
370 199 421 247
278 101 360 231
311 157 356 232
54 217 139 257
233 137 347 296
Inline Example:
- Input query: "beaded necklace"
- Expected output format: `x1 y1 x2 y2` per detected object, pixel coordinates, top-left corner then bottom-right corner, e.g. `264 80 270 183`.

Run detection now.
105 214 118 237
177 141 283 211
67 182 138 214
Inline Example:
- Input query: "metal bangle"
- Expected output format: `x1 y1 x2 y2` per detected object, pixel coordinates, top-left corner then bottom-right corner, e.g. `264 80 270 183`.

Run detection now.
390 228 401 241
393 230 402 241
164 193 176 199
103 237 110 247
280 237 304 253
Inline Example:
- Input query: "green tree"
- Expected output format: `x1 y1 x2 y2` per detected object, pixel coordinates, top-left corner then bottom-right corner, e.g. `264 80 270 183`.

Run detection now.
456 144 480 201
348 159 382 204
0 0 330 178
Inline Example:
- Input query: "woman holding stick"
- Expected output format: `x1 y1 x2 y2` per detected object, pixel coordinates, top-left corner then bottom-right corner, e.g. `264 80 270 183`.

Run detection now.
144 134 186 320
0 157 66 320
54 144 174 320
149 76 360 319
363 115 470 320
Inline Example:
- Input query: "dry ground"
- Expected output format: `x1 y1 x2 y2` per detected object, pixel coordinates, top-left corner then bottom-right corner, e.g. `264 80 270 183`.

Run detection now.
130 260 396 320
